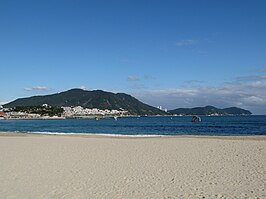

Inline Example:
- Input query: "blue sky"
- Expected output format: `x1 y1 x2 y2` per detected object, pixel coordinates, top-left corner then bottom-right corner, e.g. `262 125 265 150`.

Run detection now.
1 0 266 114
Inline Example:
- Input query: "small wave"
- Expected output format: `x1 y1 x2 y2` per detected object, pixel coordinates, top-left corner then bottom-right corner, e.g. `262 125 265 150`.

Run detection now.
4 131 167 138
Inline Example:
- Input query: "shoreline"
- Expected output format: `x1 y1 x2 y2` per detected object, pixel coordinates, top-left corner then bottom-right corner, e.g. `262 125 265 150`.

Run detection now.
1 131 266 140
0 114 261 120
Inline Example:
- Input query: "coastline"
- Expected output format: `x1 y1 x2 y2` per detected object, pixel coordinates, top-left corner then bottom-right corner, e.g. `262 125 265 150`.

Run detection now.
0 131 265 198
1 131 266 140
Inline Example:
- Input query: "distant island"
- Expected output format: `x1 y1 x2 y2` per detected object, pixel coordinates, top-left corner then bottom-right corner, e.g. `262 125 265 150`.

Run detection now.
0 89 252 120
169 105 252 116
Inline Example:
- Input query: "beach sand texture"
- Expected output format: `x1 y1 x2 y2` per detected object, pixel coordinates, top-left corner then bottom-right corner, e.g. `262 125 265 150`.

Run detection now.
0 133 265 199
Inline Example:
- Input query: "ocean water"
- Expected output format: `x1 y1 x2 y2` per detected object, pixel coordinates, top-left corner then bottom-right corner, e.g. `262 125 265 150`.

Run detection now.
0 116 265 136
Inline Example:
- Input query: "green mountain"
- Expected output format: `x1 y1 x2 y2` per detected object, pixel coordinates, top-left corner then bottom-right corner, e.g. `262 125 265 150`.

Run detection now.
4 89 167 115
169 105 251 116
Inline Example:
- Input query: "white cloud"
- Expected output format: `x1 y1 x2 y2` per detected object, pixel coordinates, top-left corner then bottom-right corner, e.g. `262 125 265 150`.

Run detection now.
79 86 87 90
243 96 264 104
133 80 266 114
127 76 140 81
236 75 266 81
175 39 197 46
24 86 49 91
0 101 9 105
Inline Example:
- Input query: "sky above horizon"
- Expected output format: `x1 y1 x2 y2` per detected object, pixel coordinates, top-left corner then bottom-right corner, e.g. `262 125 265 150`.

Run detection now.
1 0 266 114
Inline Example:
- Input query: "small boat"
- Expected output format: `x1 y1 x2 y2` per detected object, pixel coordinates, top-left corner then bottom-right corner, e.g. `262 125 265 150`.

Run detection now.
191 115 201 122
114 116 118 121
95 116 103 120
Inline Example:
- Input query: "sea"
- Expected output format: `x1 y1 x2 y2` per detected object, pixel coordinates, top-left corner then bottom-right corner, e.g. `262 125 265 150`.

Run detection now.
0 115 266 136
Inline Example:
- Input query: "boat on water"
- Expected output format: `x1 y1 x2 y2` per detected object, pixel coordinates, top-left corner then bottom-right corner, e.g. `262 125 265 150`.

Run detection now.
95 116 104 120
191 115 202 122
114 116 118 121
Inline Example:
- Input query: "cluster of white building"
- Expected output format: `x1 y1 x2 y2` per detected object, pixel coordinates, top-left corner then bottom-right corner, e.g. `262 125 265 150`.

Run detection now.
0 105 129 119
62 106 128 117
157 105 168 112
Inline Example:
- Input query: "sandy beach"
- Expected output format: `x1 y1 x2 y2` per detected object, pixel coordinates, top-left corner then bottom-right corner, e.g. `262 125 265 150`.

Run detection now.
0 132 265 199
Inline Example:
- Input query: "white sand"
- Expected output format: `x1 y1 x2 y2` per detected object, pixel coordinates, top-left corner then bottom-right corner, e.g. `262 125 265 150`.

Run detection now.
0 133 265 199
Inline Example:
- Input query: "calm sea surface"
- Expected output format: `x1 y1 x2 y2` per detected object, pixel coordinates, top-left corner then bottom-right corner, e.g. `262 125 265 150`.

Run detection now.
0 116 265 136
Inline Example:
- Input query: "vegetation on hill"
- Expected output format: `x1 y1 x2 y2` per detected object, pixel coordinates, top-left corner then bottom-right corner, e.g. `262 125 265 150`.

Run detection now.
169 106 252 115
8 106 64 117
4 89 167 116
